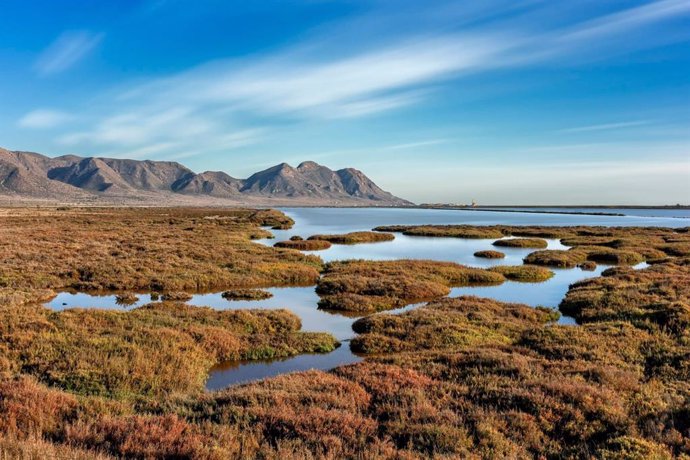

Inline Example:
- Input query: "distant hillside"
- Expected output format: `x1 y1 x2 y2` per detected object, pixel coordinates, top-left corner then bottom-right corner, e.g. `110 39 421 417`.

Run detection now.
0 148 413 206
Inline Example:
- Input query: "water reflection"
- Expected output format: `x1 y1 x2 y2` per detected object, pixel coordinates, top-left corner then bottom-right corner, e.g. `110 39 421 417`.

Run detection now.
44 206 671 390
266 207 689 240
188 287 355 340
206 343 362 390
47 291 154 311
263 233 568 265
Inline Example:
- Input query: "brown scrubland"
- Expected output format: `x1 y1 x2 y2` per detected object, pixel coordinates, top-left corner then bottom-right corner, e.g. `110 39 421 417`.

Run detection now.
221 289 273 301
308 231 395 244
0 209 688 458
474 249 505 258
488 264 554 282
375 224 505 239
381 223 688 267
493 237 549 248
0 207 318 294
316 259 505 312
274 239 332 251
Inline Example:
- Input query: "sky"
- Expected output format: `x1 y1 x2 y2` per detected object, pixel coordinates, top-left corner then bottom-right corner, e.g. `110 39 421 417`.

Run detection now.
1 0 689 204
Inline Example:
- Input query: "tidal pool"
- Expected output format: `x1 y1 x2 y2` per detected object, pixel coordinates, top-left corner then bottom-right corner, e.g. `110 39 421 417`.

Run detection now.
206 342 362 390
45 206 673 390
46 263 640 388
269 234 568 265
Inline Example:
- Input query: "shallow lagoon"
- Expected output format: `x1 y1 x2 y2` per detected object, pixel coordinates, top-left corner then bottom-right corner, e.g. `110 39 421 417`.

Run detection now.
45 207 673 388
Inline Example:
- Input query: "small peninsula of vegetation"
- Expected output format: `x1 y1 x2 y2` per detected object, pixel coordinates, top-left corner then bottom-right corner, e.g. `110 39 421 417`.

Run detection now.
308 231 395 244
274 239 332 250
316 259 505 312
492 237 549 248
488 264 555 282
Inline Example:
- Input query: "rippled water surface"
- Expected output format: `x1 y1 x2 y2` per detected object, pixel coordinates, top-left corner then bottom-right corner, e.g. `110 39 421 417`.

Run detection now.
45 207 675 389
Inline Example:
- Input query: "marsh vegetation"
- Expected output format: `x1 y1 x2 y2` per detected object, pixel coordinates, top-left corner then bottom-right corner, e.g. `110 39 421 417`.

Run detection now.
274 239 332 251
316 259 505 312
0 208 688 458
474 249 506 258
221 289 273 301
308 231 395 244
493 237 548 248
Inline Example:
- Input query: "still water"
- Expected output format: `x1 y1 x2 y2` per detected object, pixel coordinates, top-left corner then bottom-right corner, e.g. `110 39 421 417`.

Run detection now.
45 207 674 389
478 207 690 219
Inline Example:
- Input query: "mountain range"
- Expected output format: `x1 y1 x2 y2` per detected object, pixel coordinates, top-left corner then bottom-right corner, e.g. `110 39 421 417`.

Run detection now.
0 148 412 206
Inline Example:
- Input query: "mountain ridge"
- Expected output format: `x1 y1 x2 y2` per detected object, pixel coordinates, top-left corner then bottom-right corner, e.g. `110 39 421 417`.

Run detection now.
0 148 413 206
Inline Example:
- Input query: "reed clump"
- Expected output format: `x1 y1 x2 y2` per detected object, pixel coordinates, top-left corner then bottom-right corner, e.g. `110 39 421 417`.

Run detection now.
221 289 273 301
474 250 505 259
114 293 138 306
0 301 337 398
316 259 505 312
579 260 597 271
374 225 504 239
488 265 555 282
493 237 548 248
308 231 395 244
560 260 690 337
161 291 193 301
274 239 332 251
523 249 588 268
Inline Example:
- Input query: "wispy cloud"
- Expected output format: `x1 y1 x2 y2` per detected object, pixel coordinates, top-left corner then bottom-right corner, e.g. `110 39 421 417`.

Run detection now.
557 121 652 133
559 0 690 43
58 107 211 146
35 30 103 76
58 107 262 160
380 139 450 151
18 109 73 128
49 0 690 161
139 33 510 117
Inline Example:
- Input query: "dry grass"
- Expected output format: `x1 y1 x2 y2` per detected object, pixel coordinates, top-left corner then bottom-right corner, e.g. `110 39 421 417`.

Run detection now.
308 231 395 244
488 265 555 282
0 213 688 458
523 249 589 268
316 260 505 312
0 301 337 398
474 250 505 259
579 260 598 271
560 260 690 341
351 296 558 353
274 239 332 251
493 237 548 248
0 207 321 292
377 224 690 262
222 289 273 301
374 225 504 239
0 435 112 460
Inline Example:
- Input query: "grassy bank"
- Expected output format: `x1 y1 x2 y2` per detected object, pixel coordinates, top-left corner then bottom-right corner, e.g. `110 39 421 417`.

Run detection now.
308 231 395 244
0 211 688 458
316 259 505 312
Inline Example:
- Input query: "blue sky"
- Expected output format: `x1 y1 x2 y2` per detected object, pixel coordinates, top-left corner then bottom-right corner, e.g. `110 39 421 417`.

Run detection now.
1 0 689 204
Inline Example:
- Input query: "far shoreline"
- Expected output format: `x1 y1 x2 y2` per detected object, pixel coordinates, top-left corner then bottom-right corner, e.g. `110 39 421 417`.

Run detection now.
0 202 688 218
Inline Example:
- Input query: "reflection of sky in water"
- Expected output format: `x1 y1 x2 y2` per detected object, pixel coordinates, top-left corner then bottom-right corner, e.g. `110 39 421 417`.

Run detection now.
268 207 689 237
271 234 566 266
44 207 667 389
206 344 361 389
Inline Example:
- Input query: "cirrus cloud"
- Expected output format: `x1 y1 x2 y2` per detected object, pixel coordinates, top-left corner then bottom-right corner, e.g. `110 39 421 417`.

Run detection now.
34 30 104 76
